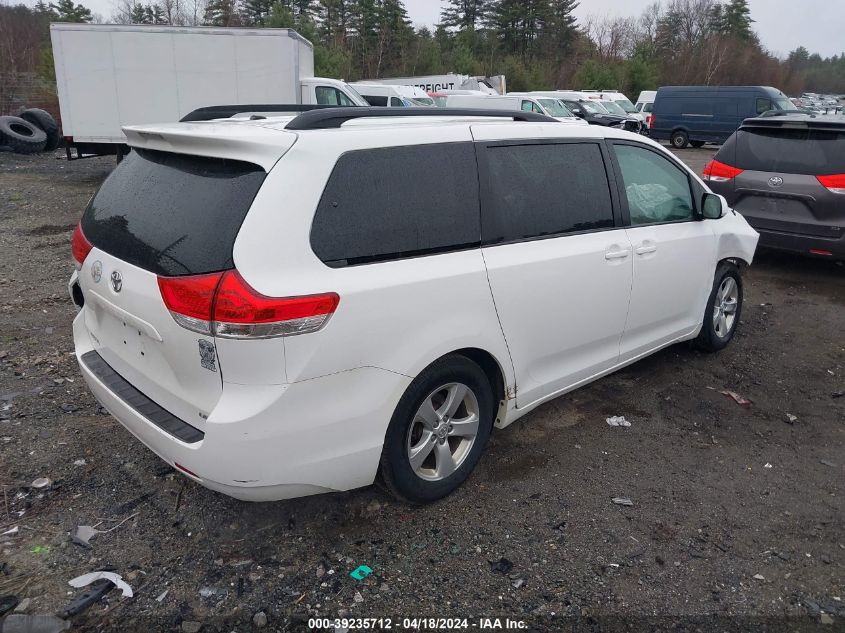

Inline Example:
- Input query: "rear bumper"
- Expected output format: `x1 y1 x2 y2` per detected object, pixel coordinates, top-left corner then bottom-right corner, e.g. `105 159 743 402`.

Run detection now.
753 226 845 259
73 313 412 501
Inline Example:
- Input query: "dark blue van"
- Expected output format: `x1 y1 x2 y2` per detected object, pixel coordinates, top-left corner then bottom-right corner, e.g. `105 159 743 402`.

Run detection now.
651 86 796 148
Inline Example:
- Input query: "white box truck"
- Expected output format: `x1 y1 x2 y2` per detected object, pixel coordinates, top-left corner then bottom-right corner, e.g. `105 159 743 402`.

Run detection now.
50 23 367 159
367 74 507 95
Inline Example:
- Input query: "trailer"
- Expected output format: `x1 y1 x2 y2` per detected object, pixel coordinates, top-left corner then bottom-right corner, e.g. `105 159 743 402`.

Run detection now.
50 23 367 159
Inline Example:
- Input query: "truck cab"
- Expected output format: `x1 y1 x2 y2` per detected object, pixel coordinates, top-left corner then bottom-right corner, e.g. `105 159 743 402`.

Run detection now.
301 78 369 107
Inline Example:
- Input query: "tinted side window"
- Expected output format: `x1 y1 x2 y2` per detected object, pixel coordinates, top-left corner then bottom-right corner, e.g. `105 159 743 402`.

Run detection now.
756 98 772 114
614 144 694 225
482 143 614 244
363 95 388 106
734 128 845 174
390 96 404 107
311 143 480 267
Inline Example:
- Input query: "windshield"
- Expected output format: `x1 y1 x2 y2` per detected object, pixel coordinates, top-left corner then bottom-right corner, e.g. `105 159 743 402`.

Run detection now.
580 101 605 114
538 98 574 117
616 98 637 113
601 101 626 115
410 97 436 107
343 84 368 106
774 98 799 111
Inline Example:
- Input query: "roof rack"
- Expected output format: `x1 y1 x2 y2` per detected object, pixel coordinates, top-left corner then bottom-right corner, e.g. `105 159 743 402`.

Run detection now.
180 104 339 123
284 106 557 130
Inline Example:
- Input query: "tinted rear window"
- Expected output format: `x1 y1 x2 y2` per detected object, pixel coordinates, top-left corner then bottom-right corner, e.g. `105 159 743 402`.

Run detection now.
732 128 845 175
310 143 480 266
81 149 265 277
482 143 614 243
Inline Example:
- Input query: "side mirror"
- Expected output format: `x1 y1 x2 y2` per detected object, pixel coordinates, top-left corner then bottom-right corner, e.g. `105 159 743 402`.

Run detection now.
702 192 726 219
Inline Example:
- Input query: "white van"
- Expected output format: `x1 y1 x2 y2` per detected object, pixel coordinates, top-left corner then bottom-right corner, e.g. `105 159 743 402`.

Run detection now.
582 90 645 124
353 83 415 107
635 90 657 128
445 94 585 124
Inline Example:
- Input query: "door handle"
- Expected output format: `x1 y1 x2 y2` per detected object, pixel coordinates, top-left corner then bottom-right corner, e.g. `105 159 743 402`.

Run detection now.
605 249 630 260
635 244 657 255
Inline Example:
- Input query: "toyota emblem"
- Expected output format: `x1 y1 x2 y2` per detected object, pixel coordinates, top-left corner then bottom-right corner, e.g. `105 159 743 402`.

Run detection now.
110 270 123 293
768 176 784 188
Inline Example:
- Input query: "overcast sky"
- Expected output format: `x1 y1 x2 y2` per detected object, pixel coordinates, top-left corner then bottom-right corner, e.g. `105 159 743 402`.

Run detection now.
26 0 843 59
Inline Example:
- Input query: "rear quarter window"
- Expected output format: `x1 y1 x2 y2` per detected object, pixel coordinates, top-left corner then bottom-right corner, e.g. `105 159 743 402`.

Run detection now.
733 128 845 175
310 143 480 267
81 149 265 277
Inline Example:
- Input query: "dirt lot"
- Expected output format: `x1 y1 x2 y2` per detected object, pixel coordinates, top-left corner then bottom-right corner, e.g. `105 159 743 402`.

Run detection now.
1 147 844 633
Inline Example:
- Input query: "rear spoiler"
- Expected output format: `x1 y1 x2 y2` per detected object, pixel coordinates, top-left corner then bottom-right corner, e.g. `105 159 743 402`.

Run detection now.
740 114 845 130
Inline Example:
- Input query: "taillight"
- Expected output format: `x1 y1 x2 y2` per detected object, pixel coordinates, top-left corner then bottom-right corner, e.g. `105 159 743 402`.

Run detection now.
645 113 653 128
158 272 222 335
703 160 744 182
817 174 845 194
157 270 339 339
71 223 93 268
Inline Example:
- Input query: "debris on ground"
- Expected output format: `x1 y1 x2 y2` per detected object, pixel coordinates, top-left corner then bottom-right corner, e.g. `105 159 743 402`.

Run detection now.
785 413 798 424
612 497 634 506
349 565 373 581
155 589 169 603
606 415 631 427
29 478 51 490
13 598 30 613
721 390 752 406
0 595 19 616
353 591 364 603
0 614 70 633
753 573 765 581
820 460 837 468
765 463 773 469
252 611 268 628
2 527 19 537
511 578 525 589
489 558 513 574
59 578 114 618
68 571 133 598
71 525 98 548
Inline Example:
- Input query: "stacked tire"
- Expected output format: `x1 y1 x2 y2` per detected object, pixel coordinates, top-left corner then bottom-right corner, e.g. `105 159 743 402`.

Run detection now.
0 108 60 155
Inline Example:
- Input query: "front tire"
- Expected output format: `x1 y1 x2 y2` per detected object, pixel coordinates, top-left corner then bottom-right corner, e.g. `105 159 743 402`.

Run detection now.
671 130 689 149
695 262 743 352
380 355 495 504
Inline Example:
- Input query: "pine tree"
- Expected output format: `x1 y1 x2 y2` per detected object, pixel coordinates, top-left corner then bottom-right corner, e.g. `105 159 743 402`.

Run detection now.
316 0 354 46
440 0 488 31
49 0 93 22
708 3 727 35
487 0 550 57
547 0 578 55
203 0 241 25
129 1 149 22
724 0 753 41
242 0 273 25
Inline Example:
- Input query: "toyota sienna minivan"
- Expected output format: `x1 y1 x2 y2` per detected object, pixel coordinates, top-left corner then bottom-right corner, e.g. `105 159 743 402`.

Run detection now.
69 106 759 504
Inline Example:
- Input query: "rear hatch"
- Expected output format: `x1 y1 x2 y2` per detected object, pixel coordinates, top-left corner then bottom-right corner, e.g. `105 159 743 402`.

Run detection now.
76 148 267 429
728 125 845 238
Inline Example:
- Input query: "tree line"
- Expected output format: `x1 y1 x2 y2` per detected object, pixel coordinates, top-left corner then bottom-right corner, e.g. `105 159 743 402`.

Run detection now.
2 0 845 115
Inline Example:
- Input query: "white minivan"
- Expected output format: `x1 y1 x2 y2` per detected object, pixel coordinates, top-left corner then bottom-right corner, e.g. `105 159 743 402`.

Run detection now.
444 94 585 124
69 107 758 504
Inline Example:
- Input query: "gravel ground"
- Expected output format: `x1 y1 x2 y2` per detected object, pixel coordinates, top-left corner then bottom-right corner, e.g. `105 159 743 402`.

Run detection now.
0 147 844 633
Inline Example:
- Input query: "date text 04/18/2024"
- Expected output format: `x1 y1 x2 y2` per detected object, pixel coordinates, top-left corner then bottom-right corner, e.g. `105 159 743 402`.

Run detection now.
308 617 528 630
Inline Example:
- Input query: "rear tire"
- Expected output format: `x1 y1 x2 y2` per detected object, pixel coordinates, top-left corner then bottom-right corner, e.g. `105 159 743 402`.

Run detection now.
380 355 495 504
19 108 60 151
0 116 47 154
690 140 705 148
695 262 743 352
671 130 689 149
